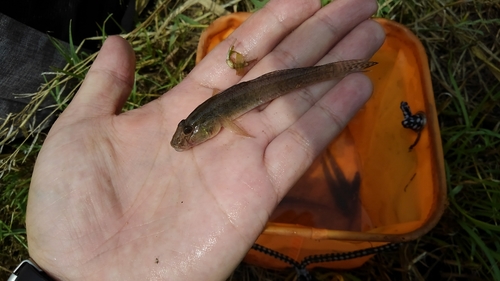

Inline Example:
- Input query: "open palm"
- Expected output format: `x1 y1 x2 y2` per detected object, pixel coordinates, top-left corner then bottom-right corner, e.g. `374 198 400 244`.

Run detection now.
26 0 384 280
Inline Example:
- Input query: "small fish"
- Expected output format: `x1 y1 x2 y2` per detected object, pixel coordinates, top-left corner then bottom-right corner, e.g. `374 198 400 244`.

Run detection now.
171 59 377 151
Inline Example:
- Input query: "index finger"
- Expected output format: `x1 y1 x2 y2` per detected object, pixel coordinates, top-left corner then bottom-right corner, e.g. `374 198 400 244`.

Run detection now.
159 0 324 134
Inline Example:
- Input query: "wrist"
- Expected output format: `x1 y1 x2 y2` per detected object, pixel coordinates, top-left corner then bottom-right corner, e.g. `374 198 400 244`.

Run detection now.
8 259 54 281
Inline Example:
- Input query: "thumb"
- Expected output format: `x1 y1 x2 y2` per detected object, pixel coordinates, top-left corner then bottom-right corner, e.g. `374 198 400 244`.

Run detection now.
65 36 136 119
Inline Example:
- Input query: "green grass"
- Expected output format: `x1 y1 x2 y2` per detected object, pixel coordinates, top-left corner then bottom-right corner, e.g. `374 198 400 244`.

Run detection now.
0 154 33 276
1 0 500 280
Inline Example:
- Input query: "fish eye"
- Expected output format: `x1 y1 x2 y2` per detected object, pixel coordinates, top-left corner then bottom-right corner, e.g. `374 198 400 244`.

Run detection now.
183 125 193 134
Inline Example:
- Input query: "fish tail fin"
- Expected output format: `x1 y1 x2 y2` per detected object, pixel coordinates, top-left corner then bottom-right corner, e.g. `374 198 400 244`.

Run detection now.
333 59 378 75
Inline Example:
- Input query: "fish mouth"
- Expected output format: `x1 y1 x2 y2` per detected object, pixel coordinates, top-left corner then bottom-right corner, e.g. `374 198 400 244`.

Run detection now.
170 136 194 152
172 145 186 152
173 144 193 152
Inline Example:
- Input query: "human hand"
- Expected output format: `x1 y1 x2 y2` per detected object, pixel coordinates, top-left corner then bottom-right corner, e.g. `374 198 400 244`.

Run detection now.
26 0 385 280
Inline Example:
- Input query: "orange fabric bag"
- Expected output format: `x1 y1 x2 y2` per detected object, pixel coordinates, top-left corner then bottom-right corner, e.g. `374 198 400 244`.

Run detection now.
196 14 446 269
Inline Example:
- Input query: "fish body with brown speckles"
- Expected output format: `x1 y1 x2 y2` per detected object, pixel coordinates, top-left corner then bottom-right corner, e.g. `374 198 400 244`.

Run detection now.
171 59 377 151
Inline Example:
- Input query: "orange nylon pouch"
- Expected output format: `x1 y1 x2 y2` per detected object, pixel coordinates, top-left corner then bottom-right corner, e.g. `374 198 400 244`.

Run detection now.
196 14 446 269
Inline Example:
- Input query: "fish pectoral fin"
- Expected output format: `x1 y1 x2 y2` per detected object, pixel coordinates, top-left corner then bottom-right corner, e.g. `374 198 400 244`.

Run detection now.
222 118 254 138
211 88 221 96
